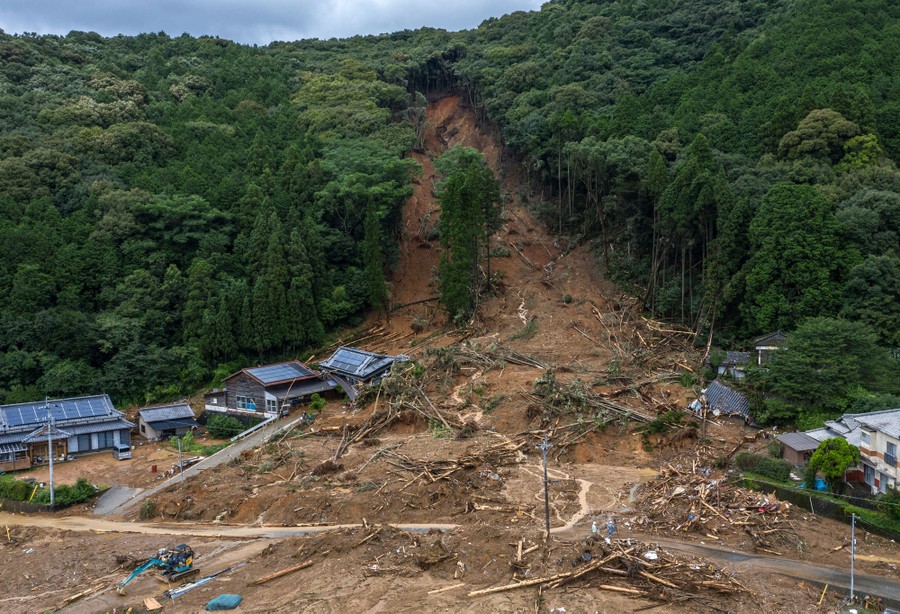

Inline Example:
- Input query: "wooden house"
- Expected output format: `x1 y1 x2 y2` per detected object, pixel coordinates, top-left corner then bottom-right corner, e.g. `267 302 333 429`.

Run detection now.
204 361 336 418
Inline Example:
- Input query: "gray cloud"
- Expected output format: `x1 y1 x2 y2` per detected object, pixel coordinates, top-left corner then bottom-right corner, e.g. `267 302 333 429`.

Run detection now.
0 0 545 44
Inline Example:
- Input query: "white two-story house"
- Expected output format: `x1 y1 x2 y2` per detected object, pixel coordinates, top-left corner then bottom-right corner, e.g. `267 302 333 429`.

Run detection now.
805 408 900 494
854 410 899 494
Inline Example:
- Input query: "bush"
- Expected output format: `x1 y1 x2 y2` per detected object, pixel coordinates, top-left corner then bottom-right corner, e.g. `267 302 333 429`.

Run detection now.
207 414 246 438
0 474 33 501
309 393 326 412
736 452 792 482
140 498 157 520
878 487 900 521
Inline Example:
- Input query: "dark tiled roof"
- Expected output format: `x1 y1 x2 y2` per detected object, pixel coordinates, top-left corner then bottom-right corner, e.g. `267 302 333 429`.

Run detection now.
753 331 786 347
705 380 752 421
140 403 195 423
60 419 135 435
849 408 900 439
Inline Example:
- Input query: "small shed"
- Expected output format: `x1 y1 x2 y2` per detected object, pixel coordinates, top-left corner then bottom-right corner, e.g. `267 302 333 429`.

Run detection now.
139 403 198 441
776 431 821 465
754 331 786 365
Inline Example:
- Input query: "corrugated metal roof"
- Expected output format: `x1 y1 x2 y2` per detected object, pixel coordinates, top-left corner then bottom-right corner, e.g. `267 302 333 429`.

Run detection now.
140 403 195 423
777 431 821 452
265 379 338 399
146 418 197 431
0 443 26 454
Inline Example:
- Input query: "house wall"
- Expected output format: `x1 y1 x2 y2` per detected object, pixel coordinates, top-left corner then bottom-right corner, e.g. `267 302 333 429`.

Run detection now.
782 446 809 466
223 373 267 413
141 420 191 441
67 428 130 453
860 430 899 493
0 455 30 472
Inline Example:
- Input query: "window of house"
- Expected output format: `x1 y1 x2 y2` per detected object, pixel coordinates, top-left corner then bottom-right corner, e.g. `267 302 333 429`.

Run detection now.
864 463 875 486
140 423 146 433
98 431 115 449
860 431 870 446
266 399 278 414
886 442 897 467
237 395 257 410
880 472 891 494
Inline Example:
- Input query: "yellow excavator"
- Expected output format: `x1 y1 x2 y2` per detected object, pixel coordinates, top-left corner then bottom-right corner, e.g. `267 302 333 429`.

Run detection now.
116 544 198 595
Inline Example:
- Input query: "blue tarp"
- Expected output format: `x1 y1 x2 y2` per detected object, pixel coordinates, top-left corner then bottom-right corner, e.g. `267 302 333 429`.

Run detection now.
206 594 242 610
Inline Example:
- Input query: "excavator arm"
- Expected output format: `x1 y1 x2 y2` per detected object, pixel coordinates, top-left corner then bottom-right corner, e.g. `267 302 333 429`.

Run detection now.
116 557 164 594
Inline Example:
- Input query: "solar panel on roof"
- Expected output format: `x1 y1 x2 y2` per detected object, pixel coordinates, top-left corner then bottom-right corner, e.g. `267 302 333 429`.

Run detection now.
0 395 115 431
247 362 312 383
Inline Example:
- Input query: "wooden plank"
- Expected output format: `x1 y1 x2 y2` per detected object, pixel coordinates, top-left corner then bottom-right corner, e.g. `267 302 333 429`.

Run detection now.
63 583 104 604
467 572 573 597
144 597 163 611
428 583 466 595
249 559 314 586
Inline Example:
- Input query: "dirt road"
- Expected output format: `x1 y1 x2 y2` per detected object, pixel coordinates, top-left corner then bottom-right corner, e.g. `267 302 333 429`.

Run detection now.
0 512 456 538
7 510 899 607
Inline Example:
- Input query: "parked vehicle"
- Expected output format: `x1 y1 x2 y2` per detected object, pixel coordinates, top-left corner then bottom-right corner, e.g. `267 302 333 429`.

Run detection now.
112 444 132 460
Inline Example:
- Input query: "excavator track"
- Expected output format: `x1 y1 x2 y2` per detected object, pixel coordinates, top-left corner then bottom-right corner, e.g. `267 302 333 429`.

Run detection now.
158 567 200 584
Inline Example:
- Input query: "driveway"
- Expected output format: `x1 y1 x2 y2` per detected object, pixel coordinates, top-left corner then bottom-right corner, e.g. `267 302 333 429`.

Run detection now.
95 415 289 516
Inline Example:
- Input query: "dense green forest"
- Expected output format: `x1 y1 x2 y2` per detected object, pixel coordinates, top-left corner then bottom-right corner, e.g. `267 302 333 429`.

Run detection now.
0 0 897 424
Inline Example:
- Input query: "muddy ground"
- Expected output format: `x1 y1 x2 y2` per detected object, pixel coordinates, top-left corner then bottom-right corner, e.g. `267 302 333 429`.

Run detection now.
1 96 897 614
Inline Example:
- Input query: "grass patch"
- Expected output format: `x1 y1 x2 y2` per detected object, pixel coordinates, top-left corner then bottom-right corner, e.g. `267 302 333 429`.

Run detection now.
170 431 230 456
509 318 538 341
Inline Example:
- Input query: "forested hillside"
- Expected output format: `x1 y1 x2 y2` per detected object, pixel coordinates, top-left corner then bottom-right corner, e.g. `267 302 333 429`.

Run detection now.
0 0 897 421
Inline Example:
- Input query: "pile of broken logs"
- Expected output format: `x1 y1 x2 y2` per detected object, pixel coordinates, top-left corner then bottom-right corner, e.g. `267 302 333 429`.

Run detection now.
469 538 745 608
382 439 526 485
633 458 802 555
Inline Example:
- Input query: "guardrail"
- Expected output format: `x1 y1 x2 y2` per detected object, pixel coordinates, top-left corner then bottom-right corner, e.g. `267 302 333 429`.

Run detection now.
230 415 277 442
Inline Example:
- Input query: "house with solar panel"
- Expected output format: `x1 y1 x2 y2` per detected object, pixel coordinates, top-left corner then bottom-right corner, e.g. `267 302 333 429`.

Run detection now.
138 402 199 441
317 346 409 400
203 360 337 417
0 394 134 471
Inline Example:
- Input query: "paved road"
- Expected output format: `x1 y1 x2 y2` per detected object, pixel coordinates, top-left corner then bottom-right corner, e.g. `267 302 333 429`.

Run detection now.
650 536 900 607
95 415 290 516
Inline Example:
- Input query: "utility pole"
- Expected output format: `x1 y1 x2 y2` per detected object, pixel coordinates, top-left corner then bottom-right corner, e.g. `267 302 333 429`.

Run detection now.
177 436 184 482
850 512 856 603
538 435 551 540
46 401 55 507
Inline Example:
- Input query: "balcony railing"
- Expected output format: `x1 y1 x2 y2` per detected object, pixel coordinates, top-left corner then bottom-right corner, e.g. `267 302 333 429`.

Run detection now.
885 453 897 468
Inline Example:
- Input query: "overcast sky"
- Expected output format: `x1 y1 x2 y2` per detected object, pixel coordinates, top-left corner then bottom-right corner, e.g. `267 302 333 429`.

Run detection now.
0 1 546 45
